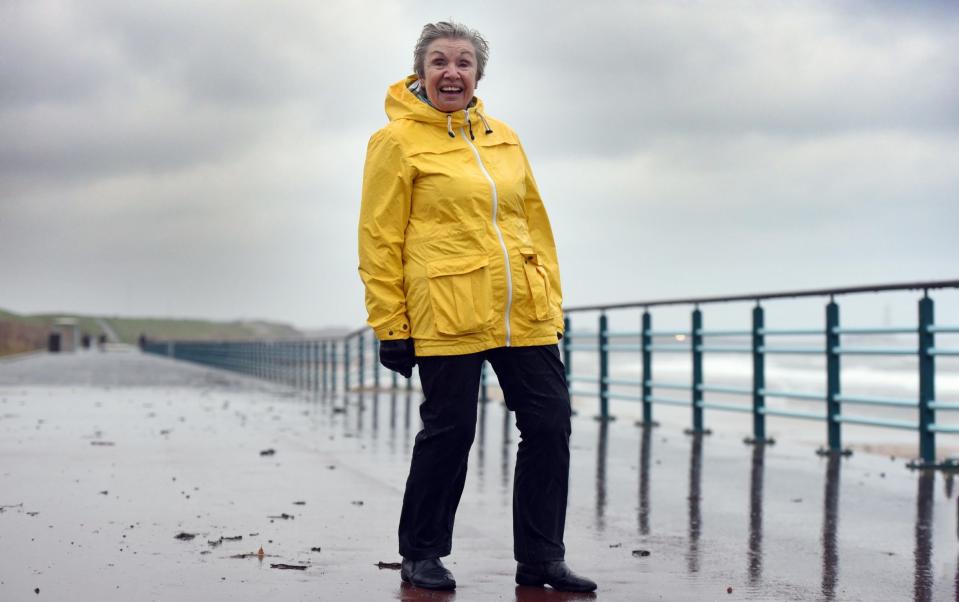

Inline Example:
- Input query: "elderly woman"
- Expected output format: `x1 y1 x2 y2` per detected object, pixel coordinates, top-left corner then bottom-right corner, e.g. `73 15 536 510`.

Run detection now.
358 21 596 593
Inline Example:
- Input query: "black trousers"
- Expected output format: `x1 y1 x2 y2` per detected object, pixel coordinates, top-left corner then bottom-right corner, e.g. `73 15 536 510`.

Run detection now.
398 344 571 563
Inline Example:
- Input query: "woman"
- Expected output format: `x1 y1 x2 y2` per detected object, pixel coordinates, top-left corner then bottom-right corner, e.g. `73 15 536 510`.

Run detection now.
358 21 596 593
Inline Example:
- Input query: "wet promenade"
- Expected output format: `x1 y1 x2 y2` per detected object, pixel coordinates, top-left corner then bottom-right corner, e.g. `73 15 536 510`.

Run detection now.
1 349 958 601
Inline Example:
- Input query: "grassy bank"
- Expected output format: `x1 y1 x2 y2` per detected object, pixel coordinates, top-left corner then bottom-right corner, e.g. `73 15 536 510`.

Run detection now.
0 308 304 356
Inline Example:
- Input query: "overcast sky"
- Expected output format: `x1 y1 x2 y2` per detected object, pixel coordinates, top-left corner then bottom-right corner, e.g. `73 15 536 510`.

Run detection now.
1 0 957 330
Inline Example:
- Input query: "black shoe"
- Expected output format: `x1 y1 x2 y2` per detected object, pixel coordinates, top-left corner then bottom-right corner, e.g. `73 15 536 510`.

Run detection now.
401 557 456 590
516 560 597 592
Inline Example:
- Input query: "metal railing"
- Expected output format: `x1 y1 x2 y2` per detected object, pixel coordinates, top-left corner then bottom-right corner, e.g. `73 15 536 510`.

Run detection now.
143 278 959 467
562 279 959 467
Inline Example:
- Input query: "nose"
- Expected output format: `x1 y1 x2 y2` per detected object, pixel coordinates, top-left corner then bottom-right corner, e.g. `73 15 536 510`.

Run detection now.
442 64 460 80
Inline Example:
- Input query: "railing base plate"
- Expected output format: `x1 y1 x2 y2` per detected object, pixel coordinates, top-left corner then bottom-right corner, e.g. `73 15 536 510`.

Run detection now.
743 437 776 446
634 420 660 428
816 447 853 457
593 415 617 422
906 457 959 471
684 428 713 436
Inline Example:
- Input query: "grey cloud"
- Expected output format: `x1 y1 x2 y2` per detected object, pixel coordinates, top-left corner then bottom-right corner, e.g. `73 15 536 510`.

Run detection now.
486 1 959 158
0 1 409 189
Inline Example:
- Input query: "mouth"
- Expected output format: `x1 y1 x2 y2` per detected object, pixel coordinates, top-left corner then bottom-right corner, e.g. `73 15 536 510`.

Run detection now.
438 85 463 94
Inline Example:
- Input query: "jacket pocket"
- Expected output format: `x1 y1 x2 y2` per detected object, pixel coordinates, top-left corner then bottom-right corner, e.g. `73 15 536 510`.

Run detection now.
519 248 555 321
426 255 494 335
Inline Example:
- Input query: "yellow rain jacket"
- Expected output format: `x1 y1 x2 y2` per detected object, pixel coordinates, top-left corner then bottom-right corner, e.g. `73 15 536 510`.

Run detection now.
358 75 564 356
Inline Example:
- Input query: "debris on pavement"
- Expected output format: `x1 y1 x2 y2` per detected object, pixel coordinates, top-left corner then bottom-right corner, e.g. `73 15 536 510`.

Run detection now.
271 563 308 570
268 513 295 520
231 546 269 559
174 532 197 541
376 561 402 570
90 441 115 446
632 549 651 557
310 547 322 552
260 449 276 456
293 501 306 505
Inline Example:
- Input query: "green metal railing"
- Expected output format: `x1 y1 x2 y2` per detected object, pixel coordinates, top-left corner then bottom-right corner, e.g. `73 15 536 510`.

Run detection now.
143 278 959 467
562 279 959 467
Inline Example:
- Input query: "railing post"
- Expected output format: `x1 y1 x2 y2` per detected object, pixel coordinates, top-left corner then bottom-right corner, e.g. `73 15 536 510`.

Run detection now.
301 341 308 389
918 294 936 465
641 310 652 426
274 342 280 383
275 342 283 384
296 341 303 389
331 341 338 394
751 304 767 443
312 341 318 392
306 341 313 390
373 337 380 391
316 341 322 392
691 307 704 433
265 343 272 381
598 312 610 421
344 337 351 392
825 300 842 453
319 341 326 393
562 315 571 391
358 332 366 390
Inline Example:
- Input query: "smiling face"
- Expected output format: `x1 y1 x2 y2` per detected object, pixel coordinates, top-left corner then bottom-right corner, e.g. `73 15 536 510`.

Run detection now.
421 37 478 113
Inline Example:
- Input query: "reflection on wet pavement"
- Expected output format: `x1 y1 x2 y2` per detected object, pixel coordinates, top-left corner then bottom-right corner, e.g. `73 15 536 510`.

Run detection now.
595 422 608 532
512 585 598 601
820 454 841 601
637 425 651 536
396 583 599 602
747 444 764 586
397 582 457 601
914 470 933 602
686 433 703 575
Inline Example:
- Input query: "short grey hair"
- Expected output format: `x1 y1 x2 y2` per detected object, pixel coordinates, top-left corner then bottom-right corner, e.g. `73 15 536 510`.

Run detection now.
413 21 490 82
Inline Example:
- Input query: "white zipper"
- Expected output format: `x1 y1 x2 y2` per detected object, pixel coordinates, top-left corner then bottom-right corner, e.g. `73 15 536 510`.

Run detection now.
461 125 512 347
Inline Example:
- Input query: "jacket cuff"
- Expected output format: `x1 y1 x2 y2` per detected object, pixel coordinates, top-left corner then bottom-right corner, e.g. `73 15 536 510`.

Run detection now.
376 321 411 340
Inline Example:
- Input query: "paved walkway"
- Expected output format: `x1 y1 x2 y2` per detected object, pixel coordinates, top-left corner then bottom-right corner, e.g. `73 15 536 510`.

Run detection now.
0 350 957 601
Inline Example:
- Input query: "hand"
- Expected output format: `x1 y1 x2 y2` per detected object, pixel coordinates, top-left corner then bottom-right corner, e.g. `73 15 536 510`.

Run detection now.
379 339 415 378
557 332 563 341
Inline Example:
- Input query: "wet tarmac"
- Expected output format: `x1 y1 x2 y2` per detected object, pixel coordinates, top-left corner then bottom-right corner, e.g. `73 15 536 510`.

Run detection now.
1 349 958 600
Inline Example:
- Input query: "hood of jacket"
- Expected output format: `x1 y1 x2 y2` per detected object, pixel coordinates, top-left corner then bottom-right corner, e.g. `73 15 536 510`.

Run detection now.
385 75 488 134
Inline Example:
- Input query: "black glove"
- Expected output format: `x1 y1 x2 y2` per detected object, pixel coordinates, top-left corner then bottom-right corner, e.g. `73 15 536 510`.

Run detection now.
379 339 415 378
